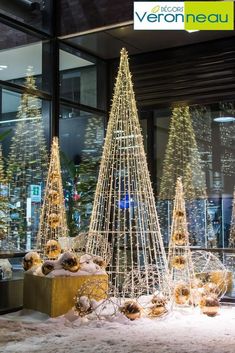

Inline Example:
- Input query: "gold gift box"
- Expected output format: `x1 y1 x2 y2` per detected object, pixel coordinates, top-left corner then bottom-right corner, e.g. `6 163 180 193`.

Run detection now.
23 273 108 317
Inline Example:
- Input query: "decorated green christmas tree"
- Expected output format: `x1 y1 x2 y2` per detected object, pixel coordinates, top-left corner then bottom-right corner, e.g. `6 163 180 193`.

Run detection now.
36 137 68 256
7 67 48 248
86 48 170 298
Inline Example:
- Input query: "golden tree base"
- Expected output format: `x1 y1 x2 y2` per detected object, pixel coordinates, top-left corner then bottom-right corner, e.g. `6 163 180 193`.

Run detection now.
23 273 108 317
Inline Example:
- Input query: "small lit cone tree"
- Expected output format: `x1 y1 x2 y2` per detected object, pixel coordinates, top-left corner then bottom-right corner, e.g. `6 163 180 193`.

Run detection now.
37 137 68 256
168 177 196 306
7 67 48 245
0 144 10 241
229 188 235 248
86 48 170 299
158 105 215 247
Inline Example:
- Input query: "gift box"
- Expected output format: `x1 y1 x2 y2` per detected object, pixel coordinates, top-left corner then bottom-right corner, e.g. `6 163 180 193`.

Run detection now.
23 273 108 317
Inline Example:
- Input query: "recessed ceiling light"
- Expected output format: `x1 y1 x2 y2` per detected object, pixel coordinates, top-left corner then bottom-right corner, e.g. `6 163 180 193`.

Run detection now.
214 116 235 123
186 30 199 33
0 65 8 70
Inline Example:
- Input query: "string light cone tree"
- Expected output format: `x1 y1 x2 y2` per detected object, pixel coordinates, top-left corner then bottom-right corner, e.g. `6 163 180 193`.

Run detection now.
0 144 10 241
158 105 215 247
37 137 68 257
229 188 235 248
168 177 196 306
86 48 170 299
7 67 48 246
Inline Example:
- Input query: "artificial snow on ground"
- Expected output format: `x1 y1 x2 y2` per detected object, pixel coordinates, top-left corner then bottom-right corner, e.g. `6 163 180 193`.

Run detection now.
0 306 235 353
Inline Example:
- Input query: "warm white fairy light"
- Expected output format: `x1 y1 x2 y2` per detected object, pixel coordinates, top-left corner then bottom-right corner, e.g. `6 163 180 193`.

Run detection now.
36 137 68 257
168 177 196 305
86 48 170 299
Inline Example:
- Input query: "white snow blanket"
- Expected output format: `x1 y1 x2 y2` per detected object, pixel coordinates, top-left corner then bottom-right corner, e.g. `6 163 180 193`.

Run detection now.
0 306 235 353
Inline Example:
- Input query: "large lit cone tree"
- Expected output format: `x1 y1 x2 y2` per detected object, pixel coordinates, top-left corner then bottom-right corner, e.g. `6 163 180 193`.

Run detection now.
0 144 10 241
86 48 170 299
37 137 68 257
158 106 215 247
7 67 48 246
229 188 235 248
168 177 196 306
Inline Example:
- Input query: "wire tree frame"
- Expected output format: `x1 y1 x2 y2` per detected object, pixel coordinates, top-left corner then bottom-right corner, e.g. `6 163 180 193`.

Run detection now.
36 137 68 256
168 177 196 304
86 48 170 299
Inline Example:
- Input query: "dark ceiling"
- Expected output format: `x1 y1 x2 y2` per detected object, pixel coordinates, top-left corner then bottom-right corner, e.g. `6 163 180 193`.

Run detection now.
63 24 235 60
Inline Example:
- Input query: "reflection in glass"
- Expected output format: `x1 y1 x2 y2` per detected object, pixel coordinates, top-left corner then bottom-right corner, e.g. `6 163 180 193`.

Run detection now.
59 106 105 236
60 48 107 110
1 70 49 251
155 103 235 249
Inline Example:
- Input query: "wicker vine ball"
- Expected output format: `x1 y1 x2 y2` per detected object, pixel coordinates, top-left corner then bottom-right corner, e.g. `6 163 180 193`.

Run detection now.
48 213 60 228
45 239 61 259
174 283 191 305
171 255 186 270
59 252 80 272
120 300 141 320
172 232 187 246
23 251 42 271
48 190 60 205
200 295 220 317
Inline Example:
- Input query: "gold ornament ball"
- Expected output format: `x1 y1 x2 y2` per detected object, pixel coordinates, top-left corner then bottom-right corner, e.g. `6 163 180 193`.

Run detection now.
48 213 60 228
51 171 60 181
42 261 55 275
174 283 191 305
93 256 107 269
174 210 185 218
120 300 141 320
172 232 187 246
200 295 220 317
48 190 60 205
45 239 61 259
149 305 167 317
60 252 80 272
149 295 168 317
171 255 186 270
23 251 42 271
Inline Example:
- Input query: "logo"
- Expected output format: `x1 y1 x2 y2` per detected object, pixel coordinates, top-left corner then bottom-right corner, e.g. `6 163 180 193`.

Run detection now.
134 1 234 30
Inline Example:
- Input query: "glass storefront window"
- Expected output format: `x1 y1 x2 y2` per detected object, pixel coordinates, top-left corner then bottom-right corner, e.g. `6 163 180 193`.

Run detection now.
59 105 105 236
0 86 51 251
60 46 107 110
154 102 235 249
0 23 52 92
